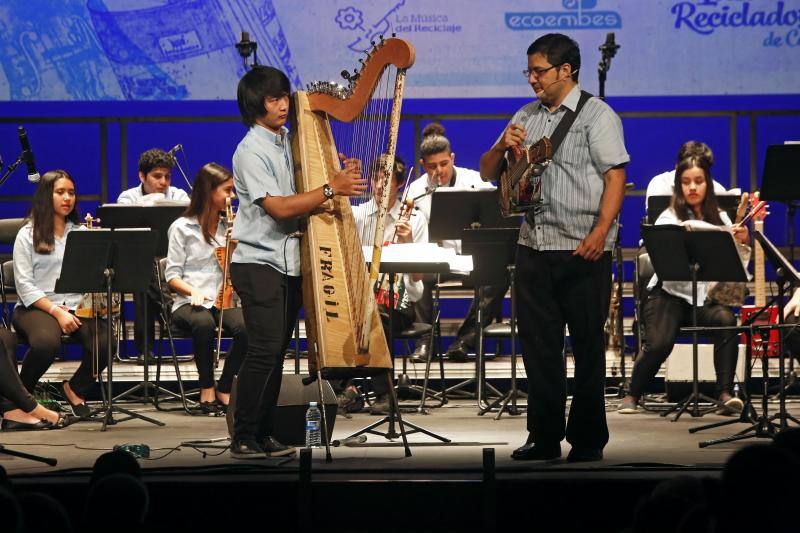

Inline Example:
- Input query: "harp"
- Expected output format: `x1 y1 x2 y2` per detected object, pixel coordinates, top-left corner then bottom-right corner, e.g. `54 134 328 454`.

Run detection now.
290 37 415 377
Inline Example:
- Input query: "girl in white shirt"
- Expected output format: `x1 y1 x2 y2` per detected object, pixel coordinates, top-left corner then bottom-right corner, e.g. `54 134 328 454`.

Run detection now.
165 163 246 414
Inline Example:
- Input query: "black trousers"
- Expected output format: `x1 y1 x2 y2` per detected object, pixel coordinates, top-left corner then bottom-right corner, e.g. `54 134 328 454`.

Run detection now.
414 274 506 347
12 306 114 397
515 247 611 450
629 287 738 400
0 327 37 414
132 263 171 354
230 263 301 442
171 304 247 392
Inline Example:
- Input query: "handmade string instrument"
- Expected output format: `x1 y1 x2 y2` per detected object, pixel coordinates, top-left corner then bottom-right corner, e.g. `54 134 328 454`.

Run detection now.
290 36 414 376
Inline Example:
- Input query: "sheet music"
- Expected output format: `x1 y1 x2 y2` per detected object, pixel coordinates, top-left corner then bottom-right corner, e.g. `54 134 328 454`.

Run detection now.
362 243 473 273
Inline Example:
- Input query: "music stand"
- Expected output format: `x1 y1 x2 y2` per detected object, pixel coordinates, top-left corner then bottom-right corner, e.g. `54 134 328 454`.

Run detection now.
55 229 164 430
642 224 748 421
461 227 524 417
760 144 800 264
97 205 185 405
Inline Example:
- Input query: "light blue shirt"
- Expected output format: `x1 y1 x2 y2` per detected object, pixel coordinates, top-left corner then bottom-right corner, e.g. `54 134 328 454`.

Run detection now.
504 84 630 251
117 184 189 204
164 216 227 313
13 220 84 309
647 207 733 305
231 125 300 276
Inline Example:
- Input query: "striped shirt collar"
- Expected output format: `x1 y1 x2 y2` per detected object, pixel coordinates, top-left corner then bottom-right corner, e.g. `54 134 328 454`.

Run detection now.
535 83 582 113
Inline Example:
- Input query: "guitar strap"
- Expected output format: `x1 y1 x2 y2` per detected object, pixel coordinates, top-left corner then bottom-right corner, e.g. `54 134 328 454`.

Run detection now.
547 90 593 157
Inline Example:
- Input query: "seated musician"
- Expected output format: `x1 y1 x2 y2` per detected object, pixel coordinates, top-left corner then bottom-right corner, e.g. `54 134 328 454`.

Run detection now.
12 170 115 418
164 163 247 415
117 148 189 363
0 326 69 430
352 154 428 414
619 150 747 414
646 141 727 202
405 123 500 362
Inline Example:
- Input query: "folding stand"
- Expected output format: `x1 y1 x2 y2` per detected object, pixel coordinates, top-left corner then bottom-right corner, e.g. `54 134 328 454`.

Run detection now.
96 205 187 406
56 229 164 430
347 254 451 448
379 257 450 414
460 228 523 415
428 189 519 402
642 224 748 421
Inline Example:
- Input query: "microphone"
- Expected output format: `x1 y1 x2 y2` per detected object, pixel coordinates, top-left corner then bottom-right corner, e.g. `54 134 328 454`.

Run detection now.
17 126 40 183
599 32 620 58
540 68 579 91
167 144 182 158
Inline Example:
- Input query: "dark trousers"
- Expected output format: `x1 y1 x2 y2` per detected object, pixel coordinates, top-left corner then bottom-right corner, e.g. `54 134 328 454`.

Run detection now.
515 247 611 450
133 264 170 354
230 263 301 442
12 306 114 398
0 327 37 413
171 304 247 392
414 274 506 347
629 287 738 400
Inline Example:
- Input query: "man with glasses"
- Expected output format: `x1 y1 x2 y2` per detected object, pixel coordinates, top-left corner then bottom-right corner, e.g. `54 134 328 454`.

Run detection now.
480 33 629 462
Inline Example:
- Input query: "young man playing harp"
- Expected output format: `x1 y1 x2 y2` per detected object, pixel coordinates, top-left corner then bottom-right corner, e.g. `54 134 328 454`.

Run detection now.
228 66 366 459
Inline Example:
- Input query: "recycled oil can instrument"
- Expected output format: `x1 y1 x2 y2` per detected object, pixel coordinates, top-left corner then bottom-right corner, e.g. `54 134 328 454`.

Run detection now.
290 36 414 377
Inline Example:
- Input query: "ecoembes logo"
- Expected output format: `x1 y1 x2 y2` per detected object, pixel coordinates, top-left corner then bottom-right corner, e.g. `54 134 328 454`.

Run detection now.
505 0 622 31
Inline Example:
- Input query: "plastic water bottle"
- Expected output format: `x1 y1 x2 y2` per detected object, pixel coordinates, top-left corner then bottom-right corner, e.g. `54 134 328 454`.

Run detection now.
305 402 322 448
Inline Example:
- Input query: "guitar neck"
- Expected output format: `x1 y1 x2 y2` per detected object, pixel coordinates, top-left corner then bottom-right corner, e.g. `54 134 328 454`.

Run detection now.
754 219 766 308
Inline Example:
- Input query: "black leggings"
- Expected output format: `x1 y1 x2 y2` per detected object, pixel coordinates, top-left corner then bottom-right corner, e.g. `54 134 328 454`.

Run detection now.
13 306 114 398
171 304 247 392
629 288 739 400
0 327 37 414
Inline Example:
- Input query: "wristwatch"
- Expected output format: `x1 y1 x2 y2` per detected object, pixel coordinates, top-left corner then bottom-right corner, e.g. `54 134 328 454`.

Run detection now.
322 183 335 199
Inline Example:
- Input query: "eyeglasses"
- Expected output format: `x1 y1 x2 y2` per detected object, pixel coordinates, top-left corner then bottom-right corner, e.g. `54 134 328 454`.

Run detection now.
523 64 561 79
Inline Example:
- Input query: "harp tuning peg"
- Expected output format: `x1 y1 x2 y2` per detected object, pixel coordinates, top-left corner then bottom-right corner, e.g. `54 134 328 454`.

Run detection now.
391 32 397 38
379 35 384 42
341 70 351 81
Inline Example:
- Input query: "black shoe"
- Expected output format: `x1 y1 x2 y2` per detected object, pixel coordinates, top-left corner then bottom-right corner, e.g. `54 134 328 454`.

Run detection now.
262 436 297 457
196 401 223 416
1 418 53 431
511 441 561 461
410 343 431 363
566 447 603 463
446 339 470 362
61 381 91 418
369 395 391 416
230 439 267 460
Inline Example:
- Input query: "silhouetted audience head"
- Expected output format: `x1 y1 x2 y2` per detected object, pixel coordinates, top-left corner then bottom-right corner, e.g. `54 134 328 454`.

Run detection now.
772 427 800 462
18 492 72 533
90 450 141 486
84 474 148 533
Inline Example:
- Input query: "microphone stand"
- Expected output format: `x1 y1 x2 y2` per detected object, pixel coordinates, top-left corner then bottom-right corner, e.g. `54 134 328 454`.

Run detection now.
597 33 620 100
169 146 193 191
0 154 26 189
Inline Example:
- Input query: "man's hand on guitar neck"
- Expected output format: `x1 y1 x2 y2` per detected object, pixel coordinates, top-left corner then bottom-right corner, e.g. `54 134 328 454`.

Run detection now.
495 123 527 153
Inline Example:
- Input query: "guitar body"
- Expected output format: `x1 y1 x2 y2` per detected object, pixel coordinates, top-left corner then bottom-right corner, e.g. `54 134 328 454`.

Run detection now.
498 137 553 217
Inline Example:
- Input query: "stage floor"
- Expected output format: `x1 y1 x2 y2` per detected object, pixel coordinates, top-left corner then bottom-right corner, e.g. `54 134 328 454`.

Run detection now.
2 396 789 479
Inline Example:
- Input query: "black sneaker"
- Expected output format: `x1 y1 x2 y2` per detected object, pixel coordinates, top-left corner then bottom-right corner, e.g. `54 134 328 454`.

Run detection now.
230 439 267 460
262 436 297 457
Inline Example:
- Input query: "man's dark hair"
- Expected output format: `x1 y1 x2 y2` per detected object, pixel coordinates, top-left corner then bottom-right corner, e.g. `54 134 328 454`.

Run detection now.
138 148 174 175
527 33 581 82
237 66 291 127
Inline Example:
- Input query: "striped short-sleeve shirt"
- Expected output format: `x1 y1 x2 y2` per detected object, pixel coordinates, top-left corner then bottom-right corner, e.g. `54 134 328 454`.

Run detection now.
506 84 630 251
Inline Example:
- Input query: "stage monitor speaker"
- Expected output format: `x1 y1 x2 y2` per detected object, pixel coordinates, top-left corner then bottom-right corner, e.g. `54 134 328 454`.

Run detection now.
664 344 747 402
226 374 338 446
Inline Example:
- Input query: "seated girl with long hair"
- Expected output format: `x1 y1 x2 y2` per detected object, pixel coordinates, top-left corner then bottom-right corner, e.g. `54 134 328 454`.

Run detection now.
12 169 114 418
165 163 247 414
619 149 748 415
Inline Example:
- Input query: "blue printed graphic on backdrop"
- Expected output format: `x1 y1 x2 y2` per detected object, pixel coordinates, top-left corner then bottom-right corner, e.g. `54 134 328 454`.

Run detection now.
335 1 406 52
505 0 622 31
0 0 303 101
0 0 120 100
670 0 800 48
